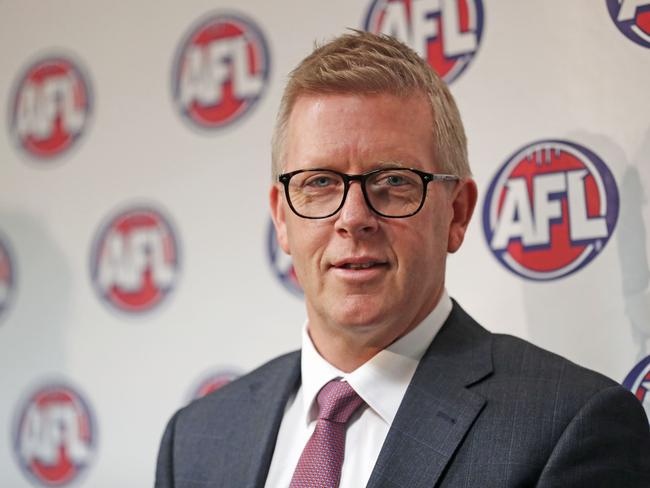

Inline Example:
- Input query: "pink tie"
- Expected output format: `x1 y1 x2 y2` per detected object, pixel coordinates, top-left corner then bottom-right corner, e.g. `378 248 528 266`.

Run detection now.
289 380 365 488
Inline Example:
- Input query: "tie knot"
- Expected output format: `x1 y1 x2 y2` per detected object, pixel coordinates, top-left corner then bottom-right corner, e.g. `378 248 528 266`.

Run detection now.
316 380 365 423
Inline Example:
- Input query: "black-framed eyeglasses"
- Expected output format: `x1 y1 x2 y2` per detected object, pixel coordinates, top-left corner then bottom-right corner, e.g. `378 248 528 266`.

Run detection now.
278 167 459 219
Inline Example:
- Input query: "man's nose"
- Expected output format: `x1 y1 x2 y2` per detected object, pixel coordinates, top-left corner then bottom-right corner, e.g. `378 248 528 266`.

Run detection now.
334 181 379 236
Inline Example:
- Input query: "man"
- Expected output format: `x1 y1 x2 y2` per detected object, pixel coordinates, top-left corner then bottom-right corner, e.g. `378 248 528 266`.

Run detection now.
156 31 650 487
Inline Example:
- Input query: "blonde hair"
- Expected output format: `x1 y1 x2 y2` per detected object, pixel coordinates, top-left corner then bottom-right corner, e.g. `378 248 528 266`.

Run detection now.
271 30 470 180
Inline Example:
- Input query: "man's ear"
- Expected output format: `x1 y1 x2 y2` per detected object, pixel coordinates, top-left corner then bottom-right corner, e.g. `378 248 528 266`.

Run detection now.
448 178 478 253
270 184 291 255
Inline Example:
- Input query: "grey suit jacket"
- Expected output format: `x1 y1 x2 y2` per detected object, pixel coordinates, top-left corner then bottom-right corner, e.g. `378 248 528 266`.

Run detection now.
155 302 650 487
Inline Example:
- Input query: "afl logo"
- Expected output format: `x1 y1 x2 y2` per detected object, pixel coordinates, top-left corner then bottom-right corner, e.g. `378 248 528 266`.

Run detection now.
607 0 650 48
9 55 92 159
0 234 16 322
188 369 241 401
267 220 302 297
483 140 619 281
623 356 650 422
363 0 484 83
172 11 271 130
90 205 180 314
13 382 97 486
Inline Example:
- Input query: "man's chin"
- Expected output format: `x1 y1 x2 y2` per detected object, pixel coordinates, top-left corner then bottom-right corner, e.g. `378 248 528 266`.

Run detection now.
328 297 392 331
306 290 398 330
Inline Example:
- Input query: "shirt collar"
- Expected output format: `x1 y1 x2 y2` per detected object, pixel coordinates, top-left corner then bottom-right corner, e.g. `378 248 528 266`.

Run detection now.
300 290 452 426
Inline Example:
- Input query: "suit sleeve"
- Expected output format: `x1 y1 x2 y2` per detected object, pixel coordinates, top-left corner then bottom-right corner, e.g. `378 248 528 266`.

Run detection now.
154 410 181 488
537 385 650 487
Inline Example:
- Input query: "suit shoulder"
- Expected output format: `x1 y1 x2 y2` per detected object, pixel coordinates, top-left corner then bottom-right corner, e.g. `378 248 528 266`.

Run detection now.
479 332 646 455
220 349 301 392
490 332 618 396
447 301 617 394
175 350 300 425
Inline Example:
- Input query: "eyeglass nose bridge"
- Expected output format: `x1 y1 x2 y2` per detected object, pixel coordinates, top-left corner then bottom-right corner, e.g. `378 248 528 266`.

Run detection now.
338 173 377 215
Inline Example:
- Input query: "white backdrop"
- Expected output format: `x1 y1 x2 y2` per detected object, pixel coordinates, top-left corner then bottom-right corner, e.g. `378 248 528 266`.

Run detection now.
1 1 649 486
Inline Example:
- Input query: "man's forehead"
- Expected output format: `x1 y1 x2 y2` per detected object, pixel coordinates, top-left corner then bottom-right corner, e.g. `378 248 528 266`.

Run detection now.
283 92 437 173
289 89 427 107
286 91 431 127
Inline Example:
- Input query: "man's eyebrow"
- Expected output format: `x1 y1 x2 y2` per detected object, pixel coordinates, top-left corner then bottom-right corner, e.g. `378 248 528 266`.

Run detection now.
290 160 418 172
375 160 411 169
299 160 412 168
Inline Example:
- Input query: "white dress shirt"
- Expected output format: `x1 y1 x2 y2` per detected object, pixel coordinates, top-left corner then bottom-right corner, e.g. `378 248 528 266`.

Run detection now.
264 291 452 488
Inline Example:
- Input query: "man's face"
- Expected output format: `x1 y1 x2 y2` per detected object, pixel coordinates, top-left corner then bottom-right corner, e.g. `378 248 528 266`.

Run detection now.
270 92 475 352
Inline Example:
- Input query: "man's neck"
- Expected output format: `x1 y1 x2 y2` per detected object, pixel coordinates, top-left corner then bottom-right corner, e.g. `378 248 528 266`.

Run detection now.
307 328 384 372
306 310 435 372
305 286 445 372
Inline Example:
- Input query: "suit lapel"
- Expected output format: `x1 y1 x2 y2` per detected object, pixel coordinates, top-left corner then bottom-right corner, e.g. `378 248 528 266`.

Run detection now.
366 302 493 488
204 352 301 488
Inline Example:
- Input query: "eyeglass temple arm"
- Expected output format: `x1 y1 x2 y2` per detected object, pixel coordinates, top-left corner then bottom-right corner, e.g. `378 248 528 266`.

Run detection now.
430 174 460 182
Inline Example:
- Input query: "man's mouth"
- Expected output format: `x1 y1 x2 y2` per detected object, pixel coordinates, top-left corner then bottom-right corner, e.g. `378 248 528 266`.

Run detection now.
332 257 388 270
339 262 385 270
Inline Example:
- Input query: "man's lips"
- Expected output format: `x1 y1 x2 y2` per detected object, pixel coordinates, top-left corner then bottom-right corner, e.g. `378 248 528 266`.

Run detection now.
330 257 389 270
328 257 389 284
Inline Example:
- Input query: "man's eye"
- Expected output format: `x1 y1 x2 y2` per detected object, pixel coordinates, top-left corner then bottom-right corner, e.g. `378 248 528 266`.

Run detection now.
305 175 334 188
386 175 406 186
376 173 414 187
